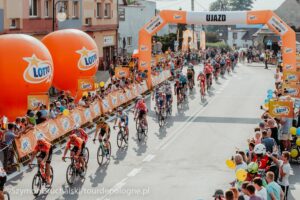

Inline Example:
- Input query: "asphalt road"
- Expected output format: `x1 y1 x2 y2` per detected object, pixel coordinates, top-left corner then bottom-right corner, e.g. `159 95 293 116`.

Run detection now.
6 63 300 200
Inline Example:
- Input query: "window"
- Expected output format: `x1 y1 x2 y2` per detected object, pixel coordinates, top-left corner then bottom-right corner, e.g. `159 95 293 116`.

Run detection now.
233 32 238 40
29 0 38 17
72 1 79 18
104 3 111 18
10 19 20 29
96 2 102 18
57 1 68 17
45 0 49 17
127 37 132 46
85 18 92 26
118 8 125 21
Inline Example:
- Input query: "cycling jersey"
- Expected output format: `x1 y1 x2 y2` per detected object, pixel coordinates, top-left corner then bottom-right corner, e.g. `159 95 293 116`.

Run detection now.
136 100 147 112
34 140 52 153
117 111 129 125
157 95 166 108
204 65 213 75
72 128 88 143
179 75 187 84
165 86 172 95
66 136 84 150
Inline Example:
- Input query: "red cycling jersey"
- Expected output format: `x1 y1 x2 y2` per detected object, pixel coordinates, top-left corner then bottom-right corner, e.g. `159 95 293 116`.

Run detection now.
136 100 147 112
66 136 84 149
34 140 52 153
72 128 88 143
204 65 213 74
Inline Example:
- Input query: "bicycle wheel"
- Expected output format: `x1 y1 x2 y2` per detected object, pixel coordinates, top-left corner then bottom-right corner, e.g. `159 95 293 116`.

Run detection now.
44 166 54 190
66 165 76 186
83 147 89 164
97 145 104 166
135 118 139 131
32 174 42 197
3 191 10 200
107 141 112 159
137 124 143 142
158 114 164 127
117 131 124 148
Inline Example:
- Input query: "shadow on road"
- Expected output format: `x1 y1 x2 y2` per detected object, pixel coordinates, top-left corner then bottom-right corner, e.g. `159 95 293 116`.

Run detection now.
88 164 108 187
111 147 128 165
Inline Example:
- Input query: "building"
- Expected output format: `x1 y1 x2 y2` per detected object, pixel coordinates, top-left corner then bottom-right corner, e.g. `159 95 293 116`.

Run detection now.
0 0 4 33
227 25 260 49
275 0 300 28
1 0 118 70
118 0 156 55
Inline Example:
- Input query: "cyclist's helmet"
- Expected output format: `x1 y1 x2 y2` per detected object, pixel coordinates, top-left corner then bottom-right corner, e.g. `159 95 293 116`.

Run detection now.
137 95 142 100
254 144 266 155
117 107 123 112
37 138 46 145
247 162 259 174
69 134 77 140
99 117 105 123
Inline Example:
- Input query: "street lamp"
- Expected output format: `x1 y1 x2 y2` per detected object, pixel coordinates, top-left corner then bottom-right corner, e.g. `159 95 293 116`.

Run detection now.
52 0 67 31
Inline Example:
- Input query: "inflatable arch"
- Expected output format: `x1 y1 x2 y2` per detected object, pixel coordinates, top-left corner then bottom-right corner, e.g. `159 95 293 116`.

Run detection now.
138 10 296 86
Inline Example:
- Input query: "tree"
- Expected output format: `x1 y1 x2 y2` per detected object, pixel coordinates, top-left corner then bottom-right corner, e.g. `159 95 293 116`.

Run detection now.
209 0 230 11
229 0 255 11
177 8 187 50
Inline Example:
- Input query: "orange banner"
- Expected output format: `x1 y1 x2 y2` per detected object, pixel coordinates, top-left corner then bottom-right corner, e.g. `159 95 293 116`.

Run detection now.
27 94 49 110
78 77 95 91
283 71 300 82
269 100 294 118
115 67 130 78
283 82 300 98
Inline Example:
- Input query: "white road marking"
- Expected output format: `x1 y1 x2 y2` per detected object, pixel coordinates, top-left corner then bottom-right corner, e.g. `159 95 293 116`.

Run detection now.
127 167 142 177
143 154 156 162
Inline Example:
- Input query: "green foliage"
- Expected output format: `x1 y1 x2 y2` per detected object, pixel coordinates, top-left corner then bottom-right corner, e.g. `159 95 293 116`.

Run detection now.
206 32 220 43
206 42 232 50
209 0 230 11
229 0 255 11
153 33 177 52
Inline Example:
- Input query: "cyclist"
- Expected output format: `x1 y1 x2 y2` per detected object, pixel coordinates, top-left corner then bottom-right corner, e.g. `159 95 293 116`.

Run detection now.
62 134 86 173
204 61 213 90
178 73 187 99
164 82 173 109
187 64 194 88
134 96 148 128
71 124 88 143
94 117 111 156
152 87 161 105
156 89 167 115
197 71 206 96
0 161 7 200
29 138 53 185
114 107 129 137
174 79 183 105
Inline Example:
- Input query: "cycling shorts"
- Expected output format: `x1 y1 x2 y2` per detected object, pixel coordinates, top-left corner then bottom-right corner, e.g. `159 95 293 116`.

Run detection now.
71 142 85 156
37 147 53 164
0 176 6 191
138 110 146 119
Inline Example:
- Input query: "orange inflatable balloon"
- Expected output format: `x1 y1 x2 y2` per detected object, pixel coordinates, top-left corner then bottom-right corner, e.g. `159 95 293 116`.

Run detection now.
0 34 53 121
42 29 99 98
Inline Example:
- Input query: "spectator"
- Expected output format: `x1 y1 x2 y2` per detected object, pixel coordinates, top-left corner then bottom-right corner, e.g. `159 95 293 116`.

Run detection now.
26 110 36 126
225 190 235 200
253 177 267 200
279 117 292 151
213 189 225 200
230 187 239 200
234 154 247 171
261 130 276 153
49 103 57 119
266 171 284 200
239 181 250 200
1 123 20 170
269 151 291 200
246 184 262 200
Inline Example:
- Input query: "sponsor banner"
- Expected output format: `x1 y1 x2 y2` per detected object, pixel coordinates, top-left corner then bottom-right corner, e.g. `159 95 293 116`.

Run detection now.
156 54 167 63
78 77 94 91
27 94 49 110
145 15 164 34
110 92 120 109
268 16 288 36
118 92 128 105
90 101 102 118
76 47 99 71
269 100 294 118
283 71 300 82
115 67 130 78
23 54 53 84
283 83 300 98
100 96 112 114
283 64 296 71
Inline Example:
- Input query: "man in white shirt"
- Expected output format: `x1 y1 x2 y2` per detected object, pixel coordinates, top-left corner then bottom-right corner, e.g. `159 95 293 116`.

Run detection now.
253 177 267 200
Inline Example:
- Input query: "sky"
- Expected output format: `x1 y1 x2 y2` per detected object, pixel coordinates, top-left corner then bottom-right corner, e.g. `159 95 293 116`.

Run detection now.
155 0 286 11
